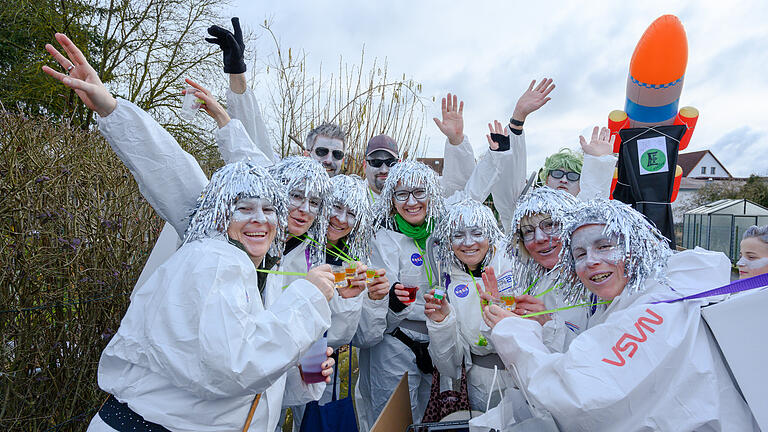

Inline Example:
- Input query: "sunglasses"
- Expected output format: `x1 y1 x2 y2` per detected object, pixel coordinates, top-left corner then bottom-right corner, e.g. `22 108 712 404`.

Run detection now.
549 169 580 182
366 158 398 168
314 147 345 161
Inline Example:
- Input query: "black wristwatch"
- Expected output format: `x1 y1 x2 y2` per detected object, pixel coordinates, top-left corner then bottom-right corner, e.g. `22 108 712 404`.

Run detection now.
509 117 525 127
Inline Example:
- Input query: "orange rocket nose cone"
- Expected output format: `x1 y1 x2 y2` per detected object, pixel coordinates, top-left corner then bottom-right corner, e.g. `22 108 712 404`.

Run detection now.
630 14 688 85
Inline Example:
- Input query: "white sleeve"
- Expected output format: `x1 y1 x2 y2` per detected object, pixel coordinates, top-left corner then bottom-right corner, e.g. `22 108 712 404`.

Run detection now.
351 295 389 348
226 87 279 163
426 309 462 379
197 278 332 398
486 129 527 234
214 118 275 166
327 293 364 349
440 135 476 197
96 98 208 237
370 232 412 331
577 154 617 201
281 366 326 406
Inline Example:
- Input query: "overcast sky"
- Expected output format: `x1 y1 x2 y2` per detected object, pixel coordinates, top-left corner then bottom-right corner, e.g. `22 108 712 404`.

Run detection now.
224 0 768 177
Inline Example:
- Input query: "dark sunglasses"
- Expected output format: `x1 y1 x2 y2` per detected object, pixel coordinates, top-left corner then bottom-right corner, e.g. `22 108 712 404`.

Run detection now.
549 169 580 182
314 147 345 160
366 158 398 168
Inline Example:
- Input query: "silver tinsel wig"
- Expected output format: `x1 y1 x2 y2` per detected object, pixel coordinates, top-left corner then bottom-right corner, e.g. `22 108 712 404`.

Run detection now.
328 174 373 260
372 160 445 232
183 161 288 259
505 187 579 294
555 199 672 304
433 196 503 271
269 156 331 265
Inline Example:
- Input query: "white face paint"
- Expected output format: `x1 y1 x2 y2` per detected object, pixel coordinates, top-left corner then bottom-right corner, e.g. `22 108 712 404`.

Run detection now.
231 197 278 227
288 188 322 216
737 256 768 269
737 237 768 279
546 166 581 196
451 226 487 248
330 203 357 227
571 225 623 272
365 150 396 193
310 135 345 176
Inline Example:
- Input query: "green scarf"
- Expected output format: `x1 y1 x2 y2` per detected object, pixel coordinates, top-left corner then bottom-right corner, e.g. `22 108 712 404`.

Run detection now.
394 214 432 250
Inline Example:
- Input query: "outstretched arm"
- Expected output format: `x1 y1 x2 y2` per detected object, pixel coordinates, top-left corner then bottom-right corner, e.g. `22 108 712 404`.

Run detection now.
435 93 477 196
42 33 207 237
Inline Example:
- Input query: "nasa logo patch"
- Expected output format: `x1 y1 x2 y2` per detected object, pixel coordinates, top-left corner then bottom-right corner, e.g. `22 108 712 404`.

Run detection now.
411 253 423 266
454 284 470 298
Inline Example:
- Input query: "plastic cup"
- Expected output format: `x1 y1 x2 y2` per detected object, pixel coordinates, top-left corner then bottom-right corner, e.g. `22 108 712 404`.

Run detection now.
332 265 347 289
433 287 446 301
299 336 328 384
500 295 516 311
344 264 356 281
402 285 418 304
180 86 203 121
366 268 376 284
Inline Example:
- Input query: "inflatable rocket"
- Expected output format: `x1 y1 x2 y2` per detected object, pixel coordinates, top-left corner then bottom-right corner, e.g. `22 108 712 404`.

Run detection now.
608 15 698 203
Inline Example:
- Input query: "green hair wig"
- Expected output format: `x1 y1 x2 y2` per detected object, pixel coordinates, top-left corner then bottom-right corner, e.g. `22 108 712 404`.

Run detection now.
538 148 584 184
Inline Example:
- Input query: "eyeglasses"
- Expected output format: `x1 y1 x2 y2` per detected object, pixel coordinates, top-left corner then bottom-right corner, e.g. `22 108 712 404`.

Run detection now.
549 169 580 182
393 188 427 202
288 191 322 214
519 218 559 242
314 147 345 160
366 158 398 168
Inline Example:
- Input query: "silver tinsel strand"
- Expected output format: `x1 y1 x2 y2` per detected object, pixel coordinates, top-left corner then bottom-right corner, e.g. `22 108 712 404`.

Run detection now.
269 156 331 265
505 187 579 295
183 161 288 259
555 199 672 305
433 197 503 272
328 174 373 261
372 160 445 232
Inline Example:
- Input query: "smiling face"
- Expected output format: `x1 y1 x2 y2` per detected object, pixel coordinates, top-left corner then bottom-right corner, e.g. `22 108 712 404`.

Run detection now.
227 197 278 259
309 135 345 177
571 224 628 301
520 213 561 269
286 187 321 236
327 203 357 243
737 237 768 279
364 150 396 194
393 181 428 225
546 166 581 196
451 226 490 270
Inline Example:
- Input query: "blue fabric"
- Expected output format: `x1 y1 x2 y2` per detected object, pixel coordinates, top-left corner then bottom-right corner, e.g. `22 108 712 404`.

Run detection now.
654 272 768 304
299 348 358 432
624 97 679 124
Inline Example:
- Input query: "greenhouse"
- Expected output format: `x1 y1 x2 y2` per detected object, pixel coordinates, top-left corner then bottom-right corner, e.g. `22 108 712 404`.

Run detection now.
682 199 768 262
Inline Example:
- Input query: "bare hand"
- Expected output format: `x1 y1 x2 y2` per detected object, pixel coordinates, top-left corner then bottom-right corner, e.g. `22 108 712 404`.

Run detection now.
512 78 555 123
321 347 335 384
424 289 450 323
338 263 367 299
184 78 230 128
42 33 117 117
367 269 389 300
392 283 411 304
306 264 335 301
480 266 500 299
433 93 464 146
482 304 518 330
513 294 550 325
579 126 615 157
485 120 508 150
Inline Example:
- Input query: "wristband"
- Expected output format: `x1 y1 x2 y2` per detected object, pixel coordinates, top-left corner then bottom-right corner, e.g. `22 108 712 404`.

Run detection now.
509 117 525 127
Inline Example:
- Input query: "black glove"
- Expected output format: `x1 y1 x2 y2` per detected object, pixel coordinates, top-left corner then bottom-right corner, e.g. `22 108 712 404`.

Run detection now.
206 17 246 74
490 133 510 152
388 283 407 313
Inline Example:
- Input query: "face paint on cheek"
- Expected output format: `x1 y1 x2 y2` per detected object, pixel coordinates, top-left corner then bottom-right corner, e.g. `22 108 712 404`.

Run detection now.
738 256 768 270
231 198 278 227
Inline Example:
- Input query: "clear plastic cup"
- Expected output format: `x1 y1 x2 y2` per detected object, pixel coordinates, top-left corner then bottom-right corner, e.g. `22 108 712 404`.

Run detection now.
365 268 376 284
433 287 446 301
402 285 418 304
299 336 328 384
344 261 356 281
180 86 203 121
332 265 347 289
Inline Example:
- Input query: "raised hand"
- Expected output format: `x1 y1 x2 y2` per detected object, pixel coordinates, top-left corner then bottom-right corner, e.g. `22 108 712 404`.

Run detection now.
512 78 555 123
184 78 231 128
367 269 389 301
206 17 247 74
482 303 518 330
579 126 615 157
42 33 117 117
512 294 550 325
485 120 509 151
433 93 464 146
424 289 451 323
480 266 500 299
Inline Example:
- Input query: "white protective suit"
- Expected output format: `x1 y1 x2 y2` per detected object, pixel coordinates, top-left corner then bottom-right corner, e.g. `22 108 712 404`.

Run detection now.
86 237 332 432
359 133 527 426
489 248 758 431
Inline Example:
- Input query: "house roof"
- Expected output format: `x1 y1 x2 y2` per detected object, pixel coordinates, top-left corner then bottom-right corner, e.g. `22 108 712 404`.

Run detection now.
677 150 733 178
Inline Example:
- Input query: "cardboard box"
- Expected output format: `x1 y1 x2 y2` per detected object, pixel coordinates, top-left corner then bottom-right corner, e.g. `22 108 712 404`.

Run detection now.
371 372 413 432
702 288 768 430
